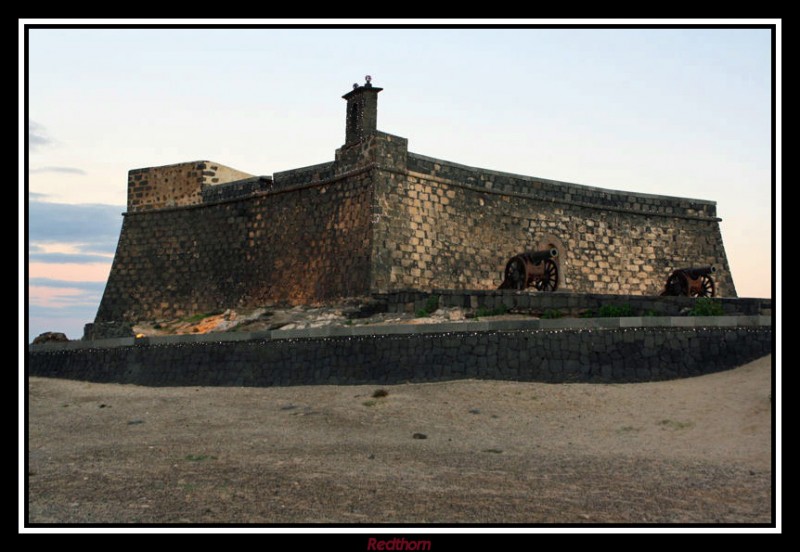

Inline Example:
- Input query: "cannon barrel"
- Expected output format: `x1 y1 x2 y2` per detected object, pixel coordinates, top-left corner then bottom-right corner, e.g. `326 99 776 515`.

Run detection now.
678 266 716 279
521 248 559 264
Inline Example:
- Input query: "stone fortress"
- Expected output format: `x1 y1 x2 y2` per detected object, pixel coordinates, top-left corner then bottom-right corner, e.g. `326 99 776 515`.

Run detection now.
93 77 736 330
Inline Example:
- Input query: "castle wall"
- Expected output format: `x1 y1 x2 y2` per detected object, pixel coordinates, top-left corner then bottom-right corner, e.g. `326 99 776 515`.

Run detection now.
95 86 739 328
97 171 374 323
127 161 255 212
273 161 335 189
371 153 736 297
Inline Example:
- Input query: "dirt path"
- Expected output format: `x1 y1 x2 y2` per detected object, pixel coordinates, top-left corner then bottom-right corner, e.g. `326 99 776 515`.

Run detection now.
27 355 773 525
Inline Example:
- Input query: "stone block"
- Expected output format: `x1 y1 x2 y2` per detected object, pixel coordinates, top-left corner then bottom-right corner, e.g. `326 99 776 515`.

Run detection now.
592 318 621 328
271 328 312 340
147 334 200 345
691 316 723 327
640 316 671 328
352 325 416 336
93 336 138 348
757 315 772 327
539 319 570 330
669 317 696 327
619 317 644 328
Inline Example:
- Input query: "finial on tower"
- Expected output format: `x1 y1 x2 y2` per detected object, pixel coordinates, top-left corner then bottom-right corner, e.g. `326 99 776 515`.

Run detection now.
342 75 383 144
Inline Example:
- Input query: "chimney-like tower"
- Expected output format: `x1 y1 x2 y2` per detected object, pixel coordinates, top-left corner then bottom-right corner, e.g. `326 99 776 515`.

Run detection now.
342 75 383 145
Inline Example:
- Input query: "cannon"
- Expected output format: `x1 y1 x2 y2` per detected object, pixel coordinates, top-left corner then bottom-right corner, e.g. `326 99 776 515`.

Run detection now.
498 248 559 291
660 266 716 297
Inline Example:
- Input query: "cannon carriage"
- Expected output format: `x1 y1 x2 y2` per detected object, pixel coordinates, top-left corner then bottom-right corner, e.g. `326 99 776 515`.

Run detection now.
660 266 716 297
498 248 559 291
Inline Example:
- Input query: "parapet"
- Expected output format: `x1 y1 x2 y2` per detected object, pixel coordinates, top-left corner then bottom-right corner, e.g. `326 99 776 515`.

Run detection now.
407 153 718 220
127 161 255 212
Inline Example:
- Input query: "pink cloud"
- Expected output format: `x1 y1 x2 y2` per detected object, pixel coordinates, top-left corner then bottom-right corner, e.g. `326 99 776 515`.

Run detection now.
28 262 111 283
29 286 95 308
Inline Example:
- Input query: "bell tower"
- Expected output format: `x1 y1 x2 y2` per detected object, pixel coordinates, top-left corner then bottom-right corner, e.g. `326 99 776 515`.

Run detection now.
342 75 383 145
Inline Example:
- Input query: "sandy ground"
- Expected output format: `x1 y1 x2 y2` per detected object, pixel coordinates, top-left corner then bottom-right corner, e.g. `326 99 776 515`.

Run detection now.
27 355 773 525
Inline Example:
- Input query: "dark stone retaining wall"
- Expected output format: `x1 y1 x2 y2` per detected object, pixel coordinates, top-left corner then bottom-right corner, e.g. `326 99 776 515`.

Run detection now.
29 324 772 387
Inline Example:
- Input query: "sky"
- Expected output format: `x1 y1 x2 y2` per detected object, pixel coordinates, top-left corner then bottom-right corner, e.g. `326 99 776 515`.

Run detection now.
23 22 778 340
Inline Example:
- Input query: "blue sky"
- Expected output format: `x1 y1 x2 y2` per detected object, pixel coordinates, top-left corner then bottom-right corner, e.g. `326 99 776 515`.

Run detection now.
24 23 777 340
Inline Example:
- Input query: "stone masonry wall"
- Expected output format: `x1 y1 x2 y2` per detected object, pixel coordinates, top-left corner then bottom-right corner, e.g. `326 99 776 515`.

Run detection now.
371 152 736 297
97 172 374 323
102 127 737 327
128 161 255 213
199 176 274 203
273 162 335 190
406 155 719 218
29 325 772 387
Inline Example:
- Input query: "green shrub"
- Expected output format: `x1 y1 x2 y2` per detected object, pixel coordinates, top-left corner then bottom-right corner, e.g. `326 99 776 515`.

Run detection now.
182 310 224 324
424 295 439 313
689 297 724 316
580 304 635 318
474 304 509 318
416 295 441 317
541 309 562 319
597 304 634 318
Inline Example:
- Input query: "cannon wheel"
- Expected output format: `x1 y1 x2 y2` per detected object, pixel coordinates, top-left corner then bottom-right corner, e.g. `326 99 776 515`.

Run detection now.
662 272 688 296
503 258 527 290
691 275 715 298
533 259 559 292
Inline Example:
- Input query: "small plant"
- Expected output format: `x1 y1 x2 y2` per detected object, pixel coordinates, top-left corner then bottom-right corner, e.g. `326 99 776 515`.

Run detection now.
372 389 389 398
424 295 439 313
185 454 216 462
689 297 724 316
153 323 162 330
182 310 223 324
616 425 641 434
183 313 207 324
415 295 440 318
583 306 658 318
658 419 694 430
597 304 634 317
541 309 562 319
474 304 509 318
362 400 377 407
